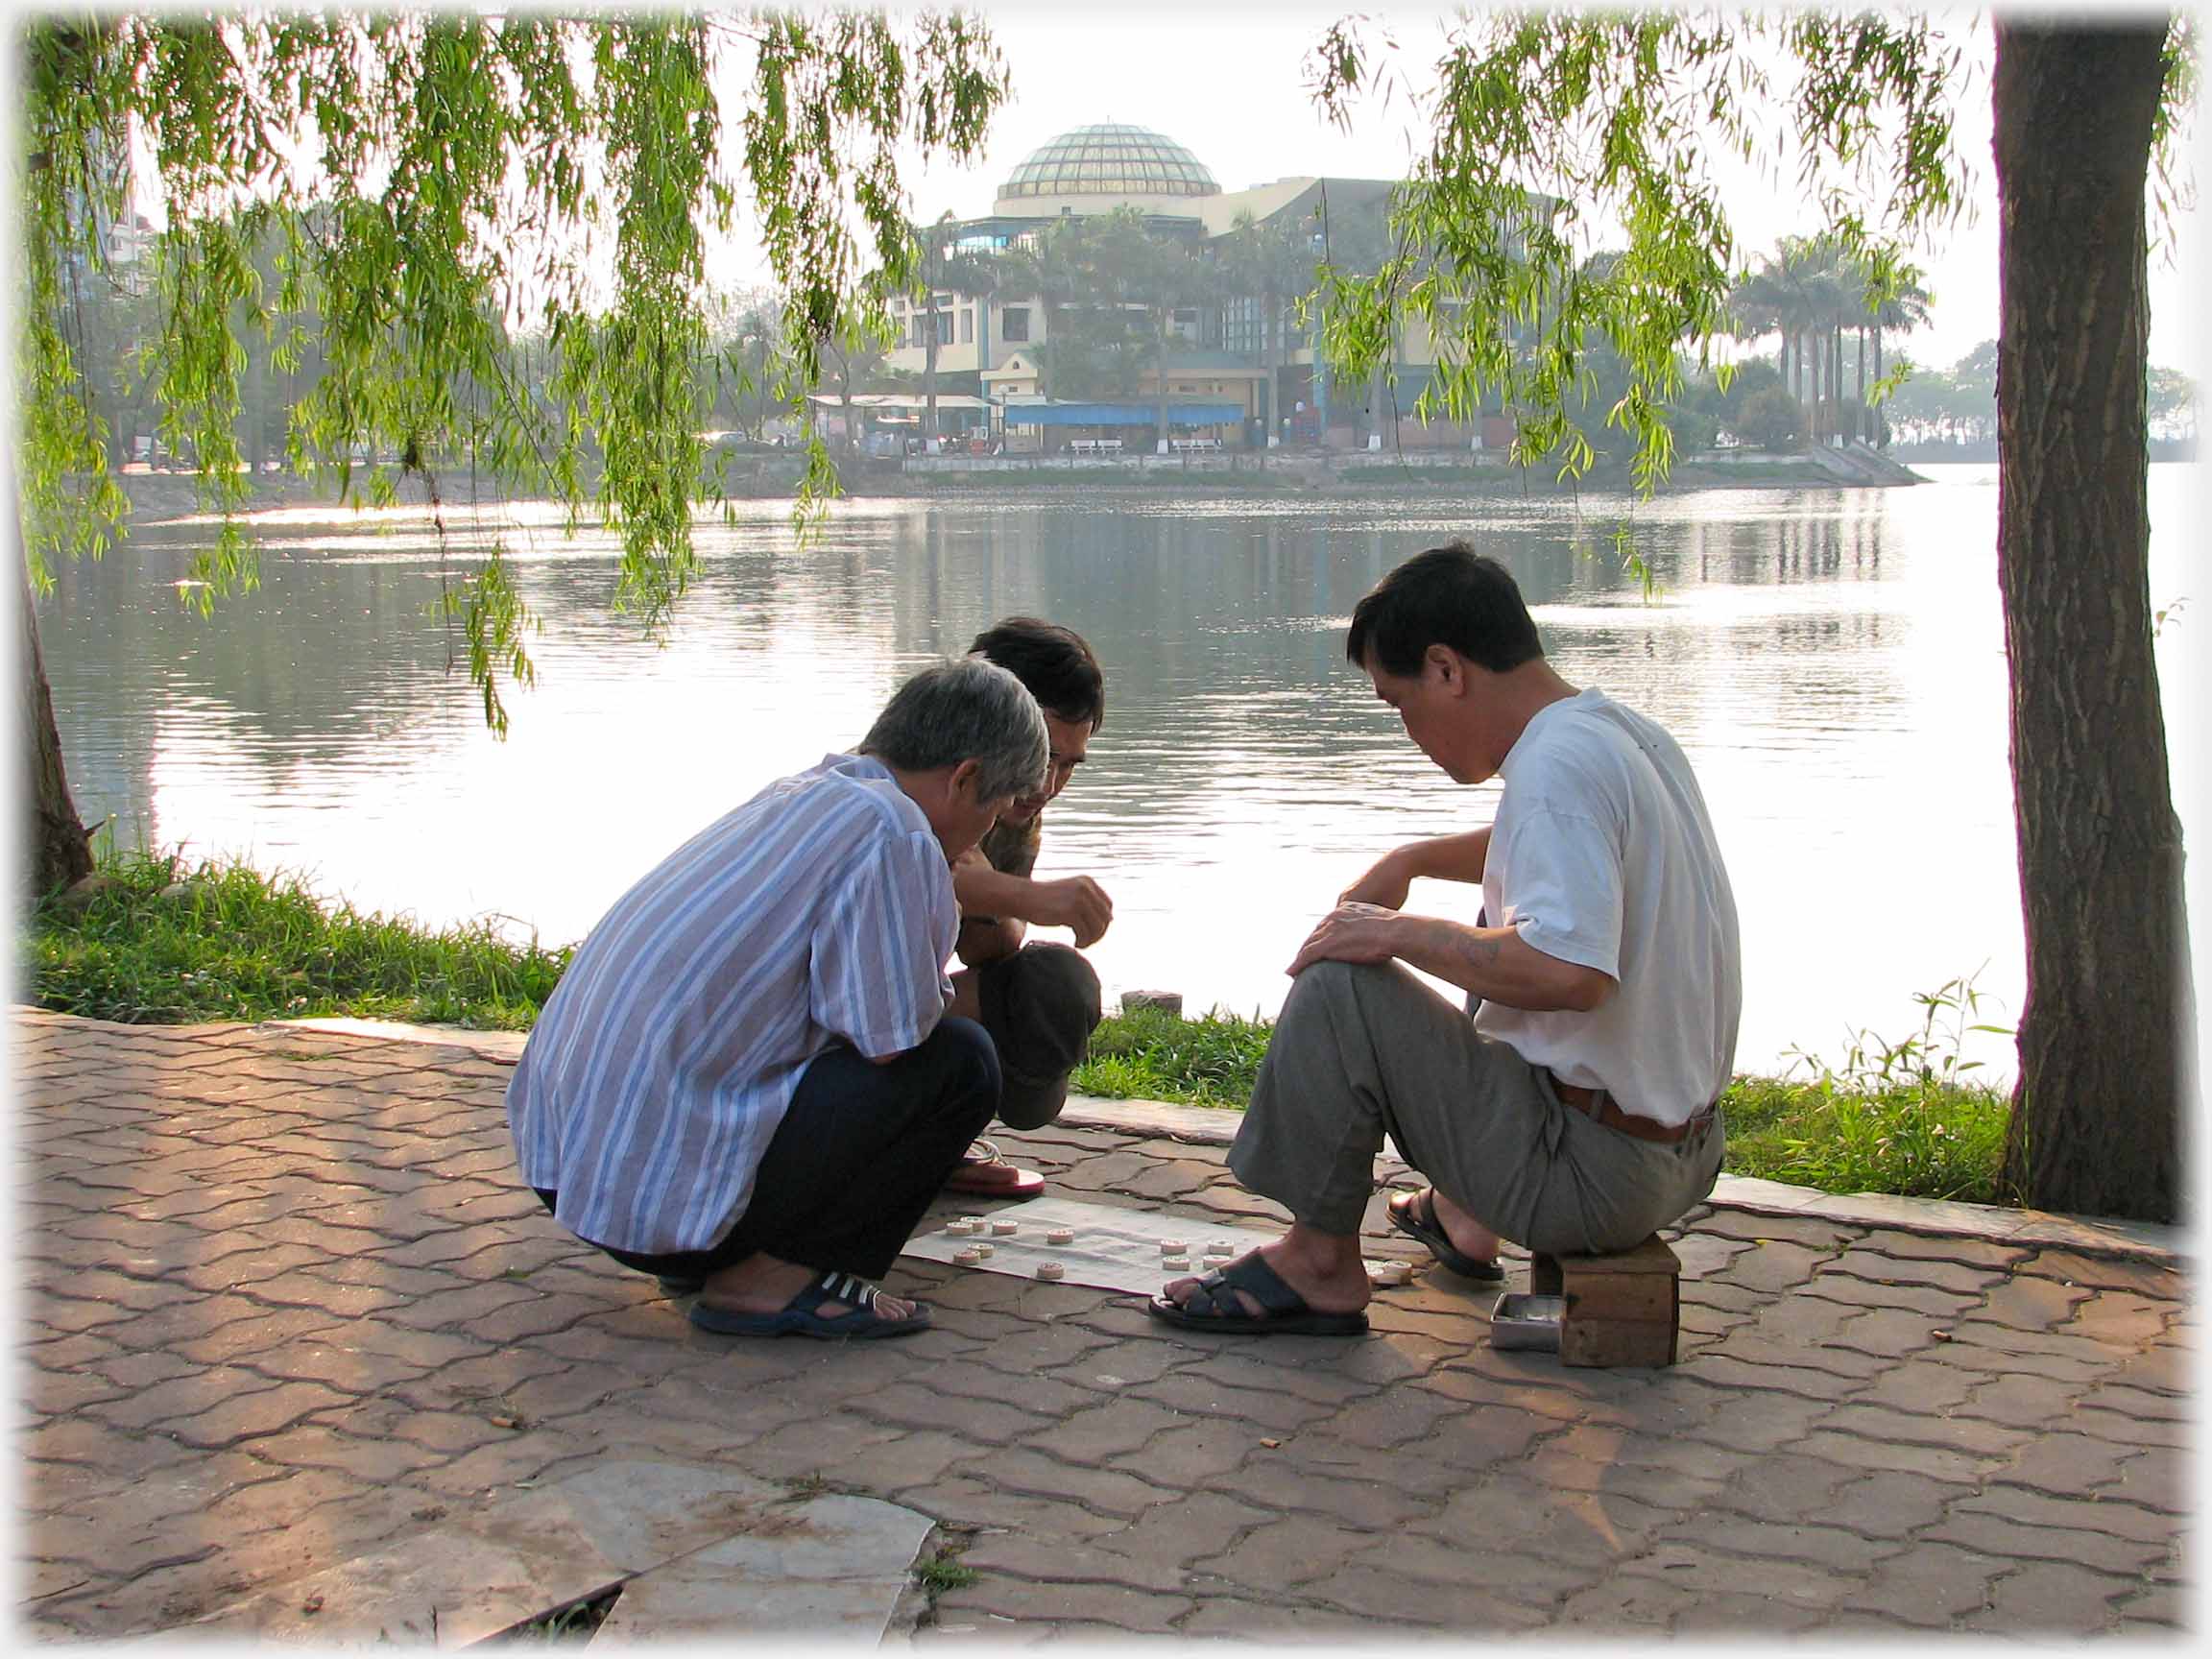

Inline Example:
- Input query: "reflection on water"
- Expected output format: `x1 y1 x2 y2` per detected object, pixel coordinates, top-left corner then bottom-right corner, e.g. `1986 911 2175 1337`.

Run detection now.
39 465 2204 1079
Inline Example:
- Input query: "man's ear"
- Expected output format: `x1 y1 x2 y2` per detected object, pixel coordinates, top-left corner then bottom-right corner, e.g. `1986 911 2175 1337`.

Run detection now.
1426 643 1466 692
949 757 986 800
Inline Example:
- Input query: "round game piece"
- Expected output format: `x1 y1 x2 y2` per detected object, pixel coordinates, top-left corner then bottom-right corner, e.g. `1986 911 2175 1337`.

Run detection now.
1159 1238 1187 1254
974 1242 994 1259
990 1219 1020 1236
1207 1238 1234 1254
945 1220 975 1236
1162 1256 1190 1271
954 1247 983 1265
1046 1228 1075 1246
1036 1262 1066 1280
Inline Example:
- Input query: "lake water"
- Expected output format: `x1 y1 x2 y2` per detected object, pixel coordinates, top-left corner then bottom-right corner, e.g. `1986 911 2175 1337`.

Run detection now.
38 463 2206 1080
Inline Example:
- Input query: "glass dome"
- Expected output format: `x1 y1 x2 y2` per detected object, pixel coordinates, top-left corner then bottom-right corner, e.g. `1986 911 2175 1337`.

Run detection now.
998 124 1220 201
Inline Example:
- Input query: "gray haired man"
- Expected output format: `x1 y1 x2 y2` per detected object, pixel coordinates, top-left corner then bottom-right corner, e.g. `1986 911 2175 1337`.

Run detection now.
510 659 1047 1340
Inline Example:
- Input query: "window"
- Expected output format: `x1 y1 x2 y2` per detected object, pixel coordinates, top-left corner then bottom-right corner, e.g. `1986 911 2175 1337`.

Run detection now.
960 308 973 345
1001 307 1030 343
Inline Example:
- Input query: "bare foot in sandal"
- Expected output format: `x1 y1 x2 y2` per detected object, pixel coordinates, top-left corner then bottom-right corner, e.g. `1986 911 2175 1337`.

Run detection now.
698 1252 920 1324
1150 1225 1370 1334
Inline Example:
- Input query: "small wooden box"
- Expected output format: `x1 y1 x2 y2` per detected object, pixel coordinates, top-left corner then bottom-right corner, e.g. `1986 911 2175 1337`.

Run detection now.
1527 1235 1680 1368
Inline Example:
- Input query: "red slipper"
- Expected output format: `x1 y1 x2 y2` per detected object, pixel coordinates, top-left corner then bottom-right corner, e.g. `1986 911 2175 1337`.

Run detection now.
943 1139 1045 1198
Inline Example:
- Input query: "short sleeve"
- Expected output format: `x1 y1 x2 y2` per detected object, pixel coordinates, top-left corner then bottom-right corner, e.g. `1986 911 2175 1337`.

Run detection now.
1491 805 1624 979
981 816 1040 881
809 829 956 1058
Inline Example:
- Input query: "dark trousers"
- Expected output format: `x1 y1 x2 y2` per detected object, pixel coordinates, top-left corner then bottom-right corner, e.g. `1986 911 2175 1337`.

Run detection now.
539 1017 1000 1285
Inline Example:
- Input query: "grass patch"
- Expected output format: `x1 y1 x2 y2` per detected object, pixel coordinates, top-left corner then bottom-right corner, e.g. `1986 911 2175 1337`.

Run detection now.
30 848 567 1029
1720 978 2020 1205
28 850 2018 1205
912 1552 977 1595
1072 1003 1271 1108
487 1586 620 1644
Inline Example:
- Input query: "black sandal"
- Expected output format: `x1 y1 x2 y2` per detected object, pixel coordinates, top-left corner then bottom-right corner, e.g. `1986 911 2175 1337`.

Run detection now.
1146 1251 1368 1336
1387 1189 1504 1281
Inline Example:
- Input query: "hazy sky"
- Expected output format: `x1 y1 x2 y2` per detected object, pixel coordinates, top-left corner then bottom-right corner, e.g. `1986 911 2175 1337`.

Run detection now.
898 1 2206 379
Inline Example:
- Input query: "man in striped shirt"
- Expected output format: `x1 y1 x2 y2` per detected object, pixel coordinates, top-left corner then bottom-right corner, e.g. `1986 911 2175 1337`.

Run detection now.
507 659 1048 1339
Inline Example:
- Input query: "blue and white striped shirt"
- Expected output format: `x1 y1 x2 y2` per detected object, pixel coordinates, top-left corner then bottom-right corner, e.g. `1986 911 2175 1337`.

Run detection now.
507 754 956 1254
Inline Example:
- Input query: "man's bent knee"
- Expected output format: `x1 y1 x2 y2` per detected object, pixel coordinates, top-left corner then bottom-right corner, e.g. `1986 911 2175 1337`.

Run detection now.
977 944 1101 1131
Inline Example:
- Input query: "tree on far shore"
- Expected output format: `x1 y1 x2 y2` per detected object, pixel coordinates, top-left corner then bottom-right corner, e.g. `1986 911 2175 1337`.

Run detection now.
1311 10 2196 1224
17 11 1008 898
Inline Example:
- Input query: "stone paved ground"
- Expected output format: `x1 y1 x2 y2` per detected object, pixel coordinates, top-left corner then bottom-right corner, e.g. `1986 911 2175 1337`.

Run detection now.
15 1009 2195 1640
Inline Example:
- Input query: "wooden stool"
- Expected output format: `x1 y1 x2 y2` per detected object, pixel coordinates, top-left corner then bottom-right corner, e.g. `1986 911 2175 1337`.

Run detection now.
1528 1235 1681 1367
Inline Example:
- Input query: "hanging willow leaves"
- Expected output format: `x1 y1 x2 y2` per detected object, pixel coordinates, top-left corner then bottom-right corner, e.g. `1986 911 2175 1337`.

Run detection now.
18 11 1010 732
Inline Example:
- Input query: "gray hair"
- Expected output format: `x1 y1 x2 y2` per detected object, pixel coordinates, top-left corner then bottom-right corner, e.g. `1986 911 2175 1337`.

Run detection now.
860 658 1048 805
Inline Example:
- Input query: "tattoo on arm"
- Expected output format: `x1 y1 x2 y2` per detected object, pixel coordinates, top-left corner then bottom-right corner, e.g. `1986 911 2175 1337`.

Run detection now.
1453 931 1503 973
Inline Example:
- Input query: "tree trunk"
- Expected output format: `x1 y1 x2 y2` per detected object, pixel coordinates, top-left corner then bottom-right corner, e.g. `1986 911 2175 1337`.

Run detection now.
1155 311 1171 450
1873 328 1886 445
17 529 95 900
1855 327 1867 442
1993 19 2187 1223
923 303 940 442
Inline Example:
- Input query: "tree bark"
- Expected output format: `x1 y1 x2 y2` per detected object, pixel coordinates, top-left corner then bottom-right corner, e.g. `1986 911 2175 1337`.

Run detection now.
1993 20 2188 1223
17 525 95 900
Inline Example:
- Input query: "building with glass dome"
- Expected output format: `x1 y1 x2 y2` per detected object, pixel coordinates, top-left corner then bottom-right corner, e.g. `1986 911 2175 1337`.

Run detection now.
878 122 1472 452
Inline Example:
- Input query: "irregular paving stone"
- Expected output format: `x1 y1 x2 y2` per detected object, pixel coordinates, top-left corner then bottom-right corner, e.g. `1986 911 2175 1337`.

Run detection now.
1688 1214 1862 1252
1032 1397 1193 1464
1986 1431 2142 1499
2104 1448 2187 1514
1090 1488 1276 1576
1174 1596 1387 1638
161 1379 358 1450
1949 1487 2177 1546
1811 1402 2038 1458
1813 1247 2010 1297
959 1531 1190 1596
948 1447 1180 1521
1187 1513 1385 1592
893 1476 1127 1542
1616 1540 1862 1613
1297 1562 1553 1628
933 1577 1193 1633
1209 1445 1446 1529
1963 1561 2136 1634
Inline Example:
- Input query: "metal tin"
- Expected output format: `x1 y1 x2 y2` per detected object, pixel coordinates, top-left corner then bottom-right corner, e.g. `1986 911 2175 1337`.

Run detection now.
1489 1291 1567 1351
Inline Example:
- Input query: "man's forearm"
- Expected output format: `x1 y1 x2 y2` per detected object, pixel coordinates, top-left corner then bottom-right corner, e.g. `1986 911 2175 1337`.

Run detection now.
1402 829 1492 886
954 861 1038 924
1380 914 1611 1012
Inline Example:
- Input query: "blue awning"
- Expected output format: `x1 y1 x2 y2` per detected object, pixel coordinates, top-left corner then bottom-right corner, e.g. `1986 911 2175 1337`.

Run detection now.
1001 401 1243 428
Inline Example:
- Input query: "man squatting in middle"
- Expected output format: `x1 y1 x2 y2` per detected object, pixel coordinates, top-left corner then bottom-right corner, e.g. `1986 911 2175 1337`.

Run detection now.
942 617 1112 1197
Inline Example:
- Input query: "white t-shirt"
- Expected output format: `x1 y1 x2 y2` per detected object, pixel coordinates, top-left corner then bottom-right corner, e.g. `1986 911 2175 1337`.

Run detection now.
1474 688 1742 1125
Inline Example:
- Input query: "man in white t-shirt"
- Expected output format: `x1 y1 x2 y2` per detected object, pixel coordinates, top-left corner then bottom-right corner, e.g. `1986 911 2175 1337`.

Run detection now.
1152 544 1740 1335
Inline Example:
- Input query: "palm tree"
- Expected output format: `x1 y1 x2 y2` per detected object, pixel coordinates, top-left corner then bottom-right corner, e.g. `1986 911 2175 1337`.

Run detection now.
913 212 959 442
1857 261 1932 444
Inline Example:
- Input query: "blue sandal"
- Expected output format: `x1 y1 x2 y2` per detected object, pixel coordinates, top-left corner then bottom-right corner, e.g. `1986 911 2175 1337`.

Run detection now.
688 1269 929 1339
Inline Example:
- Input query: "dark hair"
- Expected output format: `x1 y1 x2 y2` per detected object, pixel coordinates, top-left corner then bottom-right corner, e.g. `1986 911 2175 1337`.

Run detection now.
968 616 1106 730
859 659 1048 804
1344 543 1543 676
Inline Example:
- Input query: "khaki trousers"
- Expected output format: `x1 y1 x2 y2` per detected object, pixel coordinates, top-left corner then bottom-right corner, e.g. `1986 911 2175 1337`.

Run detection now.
1229 960 1723 1255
